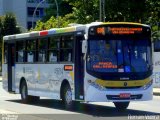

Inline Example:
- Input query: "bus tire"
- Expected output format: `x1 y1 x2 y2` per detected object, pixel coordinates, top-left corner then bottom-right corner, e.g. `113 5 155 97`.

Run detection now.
20 81 31 103
62 85 73 109
20 81 40 103
114 102 129 111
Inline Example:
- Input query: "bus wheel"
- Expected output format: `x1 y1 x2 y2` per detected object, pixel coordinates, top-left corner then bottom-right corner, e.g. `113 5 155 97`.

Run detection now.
114 102 130 111
20 81 40 103
62 85 73 109
20 81 30 103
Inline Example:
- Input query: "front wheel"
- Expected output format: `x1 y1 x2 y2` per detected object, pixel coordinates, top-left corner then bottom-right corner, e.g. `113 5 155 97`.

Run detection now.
20 81 40 103
114 102 130 111
62 85 73 109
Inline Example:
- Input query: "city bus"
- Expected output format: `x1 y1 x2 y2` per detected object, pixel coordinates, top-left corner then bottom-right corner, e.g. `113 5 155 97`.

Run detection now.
2 22 152 110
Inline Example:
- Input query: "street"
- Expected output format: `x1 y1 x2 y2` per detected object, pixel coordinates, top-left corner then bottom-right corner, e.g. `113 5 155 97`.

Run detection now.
0 82 160 120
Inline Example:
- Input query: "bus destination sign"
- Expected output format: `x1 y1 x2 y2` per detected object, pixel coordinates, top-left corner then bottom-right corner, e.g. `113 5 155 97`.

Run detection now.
96 27 143 35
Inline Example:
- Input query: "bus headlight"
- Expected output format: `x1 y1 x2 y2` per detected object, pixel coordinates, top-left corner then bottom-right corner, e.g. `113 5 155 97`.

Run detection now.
142 80 153 90
88 80 106 91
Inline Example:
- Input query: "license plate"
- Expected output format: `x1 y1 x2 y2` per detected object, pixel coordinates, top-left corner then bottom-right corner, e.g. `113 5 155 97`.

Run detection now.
119 93 131 98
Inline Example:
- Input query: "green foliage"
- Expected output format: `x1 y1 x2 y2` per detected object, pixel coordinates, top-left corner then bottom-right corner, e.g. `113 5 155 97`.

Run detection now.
105 0 146 22
34 0 160 31
43 0 73 21
33 13 75 31
2 13 21 36
66 0 99 24
0 13 21 64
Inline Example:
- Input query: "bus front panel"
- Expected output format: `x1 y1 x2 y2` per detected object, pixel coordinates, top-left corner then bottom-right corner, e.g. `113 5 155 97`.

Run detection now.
84 24 152 102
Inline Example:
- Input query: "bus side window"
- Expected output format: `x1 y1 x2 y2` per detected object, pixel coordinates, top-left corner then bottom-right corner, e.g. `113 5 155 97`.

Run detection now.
60 35 74 62
154 40 160 52
26 40 36 62
4 43 8 63
16 41 25 62
48 36 60 62
38 38 48 62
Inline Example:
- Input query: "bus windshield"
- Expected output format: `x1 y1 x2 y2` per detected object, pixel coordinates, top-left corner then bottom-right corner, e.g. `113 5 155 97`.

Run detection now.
87 39 152 73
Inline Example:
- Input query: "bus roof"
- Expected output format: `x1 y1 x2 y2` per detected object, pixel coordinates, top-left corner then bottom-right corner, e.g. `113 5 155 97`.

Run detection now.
3 22 150 41
3 25 86 41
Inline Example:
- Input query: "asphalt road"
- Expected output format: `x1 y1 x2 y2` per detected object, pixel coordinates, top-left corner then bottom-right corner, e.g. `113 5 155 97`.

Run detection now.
0 82 160 120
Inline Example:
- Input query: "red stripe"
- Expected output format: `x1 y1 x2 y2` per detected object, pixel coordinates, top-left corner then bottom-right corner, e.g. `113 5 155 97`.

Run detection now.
40 31 48 36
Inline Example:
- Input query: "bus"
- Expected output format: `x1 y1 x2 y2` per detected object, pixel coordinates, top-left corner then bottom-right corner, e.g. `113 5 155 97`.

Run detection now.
2 22 152 110
153 31 160 88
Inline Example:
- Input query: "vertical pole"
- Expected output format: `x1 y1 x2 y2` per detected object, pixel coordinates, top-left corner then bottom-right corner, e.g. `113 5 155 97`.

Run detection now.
102 0 105 22
32 0 59 29
99 0 102 22
54 0 59 27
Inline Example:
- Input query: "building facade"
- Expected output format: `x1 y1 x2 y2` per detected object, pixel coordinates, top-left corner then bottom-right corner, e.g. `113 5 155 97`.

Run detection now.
0 0 49 31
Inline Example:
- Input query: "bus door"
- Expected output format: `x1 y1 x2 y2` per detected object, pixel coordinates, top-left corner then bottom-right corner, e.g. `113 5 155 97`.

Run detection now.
74 35 84 100
7 43 15 92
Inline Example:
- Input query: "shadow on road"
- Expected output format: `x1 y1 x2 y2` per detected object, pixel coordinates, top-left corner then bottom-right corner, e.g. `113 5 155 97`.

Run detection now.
7 99 160 117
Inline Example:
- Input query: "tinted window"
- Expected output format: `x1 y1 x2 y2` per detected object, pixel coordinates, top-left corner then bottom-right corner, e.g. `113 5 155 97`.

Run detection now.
26 40 36 62
38 38 48 62
16 41 25 62
60 35 74 62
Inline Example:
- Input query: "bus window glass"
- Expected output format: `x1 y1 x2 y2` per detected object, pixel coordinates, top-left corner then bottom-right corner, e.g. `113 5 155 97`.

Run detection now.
87 39 151 73
49 50 58 62
49 37 60 49
16 41 25 62
48 36 60 62
60 35 73 62
4 43 8 63
26 40 36 62
38 38 48 62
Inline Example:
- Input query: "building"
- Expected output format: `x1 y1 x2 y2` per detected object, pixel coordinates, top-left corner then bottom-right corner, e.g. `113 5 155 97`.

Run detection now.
0 0 49 31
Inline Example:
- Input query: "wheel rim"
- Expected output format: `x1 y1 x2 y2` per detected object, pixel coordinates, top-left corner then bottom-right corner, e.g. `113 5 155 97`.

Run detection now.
22 85 26 99
65 89 72 105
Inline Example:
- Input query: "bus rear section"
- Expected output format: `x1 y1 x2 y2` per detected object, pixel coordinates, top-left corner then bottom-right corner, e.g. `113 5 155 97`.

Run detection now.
84 23 153 109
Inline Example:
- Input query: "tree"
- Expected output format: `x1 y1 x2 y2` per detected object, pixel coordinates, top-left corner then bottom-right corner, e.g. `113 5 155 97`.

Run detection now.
105 0 146 22
43 0 73 21
2 13 21 36
145 0 160 31
33 13 75 31
0 13 21 68
36 0 159 31
66 0 99 24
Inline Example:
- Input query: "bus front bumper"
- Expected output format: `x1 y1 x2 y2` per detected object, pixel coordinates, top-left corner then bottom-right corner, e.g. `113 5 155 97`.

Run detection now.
85 85 153 102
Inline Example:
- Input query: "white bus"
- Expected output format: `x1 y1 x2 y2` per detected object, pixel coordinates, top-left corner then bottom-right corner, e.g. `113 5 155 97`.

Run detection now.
2 22 153 110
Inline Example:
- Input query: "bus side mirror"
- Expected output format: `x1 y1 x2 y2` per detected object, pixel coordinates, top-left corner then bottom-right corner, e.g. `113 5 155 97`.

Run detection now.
82 40 87 53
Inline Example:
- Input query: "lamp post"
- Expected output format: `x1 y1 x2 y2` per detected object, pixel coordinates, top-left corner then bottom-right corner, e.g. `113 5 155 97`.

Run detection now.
32 0 59 29
16 25 27 33
99 0 105 22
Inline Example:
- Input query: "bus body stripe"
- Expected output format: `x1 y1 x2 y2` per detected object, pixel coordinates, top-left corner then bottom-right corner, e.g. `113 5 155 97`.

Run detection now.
95 77 151 87
30 32 39 37
40 30 48 36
